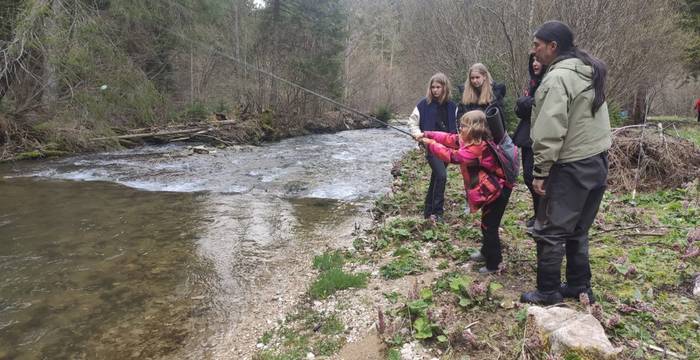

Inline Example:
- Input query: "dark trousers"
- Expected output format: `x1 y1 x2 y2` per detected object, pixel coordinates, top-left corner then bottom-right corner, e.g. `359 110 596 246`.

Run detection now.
521 146 540 216
424 153 447 218
480 187 512 269
533 152 608 291
697 111 699 122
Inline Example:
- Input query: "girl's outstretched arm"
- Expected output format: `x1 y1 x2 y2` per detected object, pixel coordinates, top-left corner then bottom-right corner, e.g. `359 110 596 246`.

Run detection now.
424 141 453 163
423 131 460 149
423 140 480 166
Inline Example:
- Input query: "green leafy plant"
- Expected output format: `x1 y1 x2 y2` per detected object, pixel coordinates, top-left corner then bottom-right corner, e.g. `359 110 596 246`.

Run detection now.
400 288 444 341
448 275 503 309
380 247 425 279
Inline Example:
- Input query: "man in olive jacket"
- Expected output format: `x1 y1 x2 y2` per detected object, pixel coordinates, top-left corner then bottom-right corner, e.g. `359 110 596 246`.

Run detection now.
521 21 612 305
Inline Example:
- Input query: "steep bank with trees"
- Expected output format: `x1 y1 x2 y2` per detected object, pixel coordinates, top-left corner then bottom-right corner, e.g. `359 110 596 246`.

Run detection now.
0 0 355 159
1 0 699 160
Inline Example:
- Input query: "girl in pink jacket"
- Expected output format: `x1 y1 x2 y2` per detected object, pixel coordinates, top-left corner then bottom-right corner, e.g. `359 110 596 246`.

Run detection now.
416 110 512 273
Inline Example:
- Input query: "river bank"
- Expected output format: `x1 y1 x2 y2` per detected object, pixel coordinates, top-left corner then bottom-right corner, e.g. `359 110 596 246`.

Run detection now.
252 142 700 359
1 109 383 162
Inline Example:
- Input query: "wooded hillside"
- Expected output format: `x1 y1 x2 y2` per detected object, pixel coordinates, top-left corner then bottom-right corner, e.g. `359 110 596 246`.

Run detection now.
1 0 698 158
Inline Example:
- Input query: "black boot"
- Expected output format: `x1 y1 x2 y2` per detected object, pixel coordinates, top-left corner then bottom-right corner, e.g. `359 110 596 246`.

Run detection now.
520 290 563 305
525 216 535 235
559 283 595 304
526 216 536 229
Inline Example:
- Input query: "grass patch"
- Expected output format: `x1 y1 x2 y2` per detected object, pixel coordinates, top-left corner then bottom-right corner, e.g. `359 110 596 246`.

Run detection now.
312 251 345 271
253 307 347 360
676 126 700 146
647 115 695 122
309 268 368 299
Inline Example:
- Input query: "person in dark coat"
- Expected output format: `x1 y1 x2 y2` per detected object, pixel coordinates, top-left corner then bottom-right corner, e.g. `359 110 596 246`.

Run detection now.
457 63 507 133
513 54 546 231
408 73 458 222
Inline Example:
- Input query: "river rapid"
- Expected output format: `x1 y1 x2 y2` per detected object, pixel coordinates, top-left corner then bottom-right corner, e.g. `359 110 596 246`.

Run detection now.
0 128 414 359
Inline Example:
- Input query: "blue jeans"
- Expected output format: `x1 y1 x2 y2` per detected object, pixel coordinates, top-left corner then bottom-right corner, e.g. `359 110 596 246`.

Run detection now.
424 153 447 218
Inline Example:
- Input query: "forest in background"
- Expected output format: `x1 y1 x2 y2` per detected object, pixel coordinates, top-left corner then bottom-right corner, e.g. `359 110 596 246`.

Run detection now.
1 0 699 158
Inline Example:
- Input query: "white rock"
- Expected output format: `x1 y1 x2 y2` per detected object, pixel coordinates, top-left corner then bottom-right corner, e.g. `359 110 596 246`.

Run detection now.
693 274 700 298
306 352 315 359
527 306 622 358
255 343 264 349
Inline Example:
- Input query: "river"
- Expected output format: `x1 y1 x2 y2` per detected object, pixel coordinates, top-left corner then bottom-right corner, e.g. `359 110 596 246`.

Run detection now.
0 128 414 359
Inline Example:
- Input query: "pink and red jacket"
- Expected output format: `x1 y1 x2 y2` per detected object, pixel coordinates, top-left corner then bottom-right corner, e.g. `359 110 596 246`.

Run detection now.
424 131 508 212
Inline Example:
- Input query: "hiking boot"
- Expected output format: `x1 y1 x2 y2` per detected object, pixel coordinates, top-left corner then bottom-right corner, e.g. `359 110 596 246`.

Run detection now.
427 214 444 224
559 283 595 304
526 216 536 228
478 266 498 274
469 251 486 262
525 216 535 235
520 290 563 305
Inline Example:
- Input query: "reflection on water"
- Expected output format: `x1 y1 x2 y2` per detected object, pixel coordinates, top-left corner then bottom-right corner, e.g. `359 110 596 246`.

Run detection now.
0 128 414 358
0 178 208 359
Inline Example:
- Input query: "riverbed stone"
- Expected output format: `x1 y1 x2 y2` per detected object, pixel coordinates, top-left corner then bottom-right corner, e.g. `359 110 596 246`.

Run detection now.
527 306 621 359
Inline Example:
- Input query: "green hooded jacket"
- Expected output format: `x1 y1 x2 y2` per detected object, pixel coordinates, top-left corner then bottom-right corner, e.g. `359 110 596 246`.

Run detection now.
530 57 612 177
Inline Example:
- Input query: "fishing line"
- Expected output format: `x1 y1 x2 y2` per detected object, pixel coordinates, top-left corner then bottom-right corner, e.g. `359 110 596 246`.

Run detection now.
152 0 414 138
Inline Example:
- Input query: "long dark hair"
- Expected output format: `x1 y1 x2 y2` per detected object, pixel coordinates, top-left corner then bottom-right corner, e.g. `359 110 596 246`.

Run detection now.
564 47 607 114
535 20 608 114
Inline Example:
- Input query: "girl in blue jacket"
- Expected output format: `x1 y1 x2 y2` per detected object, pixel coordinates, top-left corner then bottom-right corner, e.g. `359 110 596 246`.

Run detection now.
408 73 458 222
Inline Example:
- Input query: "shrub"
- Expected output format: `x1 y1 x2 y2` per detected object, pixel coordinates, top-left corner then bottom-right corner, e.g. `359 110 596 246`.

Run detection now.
608 101 627 127
181 101 209 122
373 104 393 123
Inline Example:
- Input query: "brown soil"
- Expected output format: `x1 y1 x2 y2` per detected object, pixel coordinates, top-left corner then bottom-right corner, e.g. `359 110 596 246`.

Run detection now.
334 329 385 360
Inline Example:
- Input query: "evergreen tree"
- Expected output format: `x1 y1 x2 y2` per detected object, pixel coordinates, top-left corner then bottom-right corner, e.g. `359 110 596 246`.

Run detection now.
256 0 346 100
680 0 700 76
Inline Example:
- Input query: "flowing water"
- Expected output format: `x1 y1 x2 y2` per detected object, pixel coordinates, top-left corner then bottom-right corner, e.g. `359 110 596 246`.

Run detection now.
0 128 414 359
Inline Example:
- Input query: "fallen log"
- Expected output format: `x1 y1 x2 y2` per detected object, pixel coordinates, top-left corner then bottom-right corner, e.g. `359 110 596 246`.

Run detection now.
91 120 238 141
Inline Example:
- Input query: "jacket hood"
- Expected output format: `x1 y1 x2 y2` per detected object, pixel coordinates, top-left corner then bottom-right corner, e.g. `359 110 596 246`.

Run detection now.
550 57 593 81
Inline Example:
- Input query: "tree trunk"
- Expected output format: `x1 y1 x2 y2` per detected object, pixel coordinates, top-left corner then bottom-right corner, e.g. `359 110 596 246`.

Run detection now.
630 87 647 124
42 0 61 106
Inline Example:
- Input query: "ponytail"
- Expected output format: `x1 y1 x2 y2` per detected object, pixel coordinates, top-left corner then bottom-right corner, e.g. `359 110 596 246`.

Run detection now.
570 48 607 114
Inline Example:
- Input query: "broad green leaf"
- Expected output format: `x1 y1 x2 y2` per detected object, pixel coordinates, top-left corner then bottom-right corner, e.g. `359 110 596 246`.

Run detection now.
408 299 429 316
449 275 472 293
420 288 433 302
413 317 433 339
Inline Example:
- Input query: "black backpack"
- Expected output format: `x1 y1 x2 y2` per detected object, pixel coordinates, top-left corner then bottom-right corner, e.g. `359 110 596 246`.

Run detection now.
485 106 519 186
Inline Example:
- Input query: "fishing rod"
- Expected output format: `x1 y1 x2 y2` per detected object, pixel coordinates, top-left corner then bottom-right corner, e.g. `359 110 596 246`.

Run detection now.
157 8 413 138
